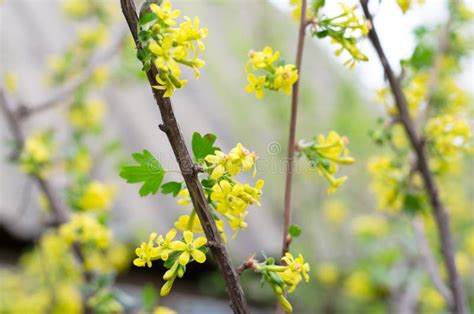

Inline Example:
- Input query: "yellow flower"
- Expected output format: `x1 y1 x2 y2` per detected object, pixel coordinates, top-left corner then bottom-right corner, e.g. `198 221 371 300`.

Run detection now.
420 287 445 312
322 199 347 226
78 25 107 47
211 180 247 214
352 214 389 238
281 252 310 293
133 232 160 267
4 71 17 93
316 262 339 286
367 155 406 212
59 214 111 249
425 115 471 156
20 131 54 176
79 181 115 212
169 231 207 265
455 251 471 278
156 229 178 261
175 214 203 232
91 66 109 86
153 73 187 98
248 46 280 70
205 143 257 178
62 0 91 18
175 16 208 53
273 64 298 95
300 131 354 193
150 0 181 26
245 73 266 99
154 306 176 314
177 188 191 206
68 99 105 131
149 36 182 78
66 149 92 174
344 270 373 300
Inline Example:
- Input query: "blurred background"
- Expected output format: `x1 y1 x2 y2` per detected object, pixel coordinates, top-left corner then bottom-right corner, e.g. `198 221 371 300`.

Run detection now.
0 0 473 313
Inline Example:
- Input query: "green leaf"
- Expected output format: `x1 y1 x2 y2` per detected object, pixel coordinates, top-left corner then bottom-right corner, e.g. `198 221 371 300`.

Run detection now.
142 284 157 312
191 132 219 161
315 30 329 38
139 12 158 28
119 149 165 197
409 44 434 70
289 224 302 237
201 178 216 189
161 181 182 196
404 193 424 215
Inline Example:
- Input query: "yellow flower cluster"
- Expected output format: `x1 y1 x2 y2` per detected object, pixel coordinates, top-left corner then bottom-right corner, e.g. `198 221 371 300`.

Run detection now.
62 0 115 20
298 131 355 193
211 179 264 237
377 73 429 117
367 155 408 212
203 143 264 237
311 3 369 69
133 230 207 296
425 115 472 156
289 0 315 22
344 270 374 300
174 212 227 242
316 262 339 286
245 47 299 99
65 148 92 175
141 0 207 97
79 180 116 212
205 143 257 179
396 0 425 13
255 253 310 312
19 131 55 177
322 199 347 226
68 99 106 132
0 232 84 314
59 213 111 249
352 214 389 238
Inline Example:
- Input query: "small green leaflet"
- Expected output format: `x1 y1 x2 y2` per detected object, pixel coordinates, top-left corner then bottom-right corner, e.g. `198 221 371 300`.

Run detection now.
191 132 219 161
161 181 182 197
289 224 302 237
120 149 165 197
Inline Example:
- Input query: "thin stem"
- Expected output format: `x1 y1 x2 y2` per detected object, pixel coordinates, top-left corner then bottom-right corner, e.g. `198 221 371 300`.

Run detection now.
120 1 248 313
412 217 452 305
360 1 467 313
281 0 307 257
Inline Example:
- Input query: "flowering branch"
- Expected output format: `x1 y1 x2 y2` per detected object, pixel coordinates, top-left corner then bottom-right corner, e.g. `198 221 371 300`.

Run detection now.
281 0 307 257
15 28 127 120
0 86 68 226
119 1 248 313
360 1 468 313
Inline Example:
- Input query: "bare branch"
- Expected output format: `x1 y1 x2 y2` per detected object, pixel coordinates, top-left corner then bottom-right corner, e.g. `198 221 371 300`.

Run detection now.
360 1 467 313
119 1 248 313
281 0 307 257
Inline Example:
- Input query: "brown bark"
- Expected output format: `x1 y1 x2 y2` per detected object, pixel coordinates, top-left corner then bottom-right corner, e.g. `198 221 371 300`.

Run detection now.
119 1 248 313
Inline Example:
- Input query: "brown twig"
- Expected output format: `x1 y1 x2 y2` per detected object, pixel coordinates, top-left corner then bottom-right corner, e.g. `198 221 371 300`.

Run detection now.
119 1 248 313
360 1 467 313
281 0 307 257
17 28 127 120
412 217 452 305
